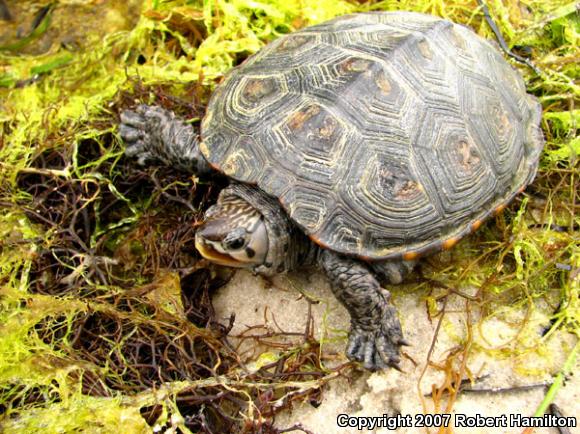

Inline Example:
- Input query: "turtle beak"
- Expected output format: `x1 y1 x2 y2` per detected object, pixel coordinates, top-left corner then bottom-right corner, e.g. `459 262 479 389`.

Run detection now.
195 224 246 267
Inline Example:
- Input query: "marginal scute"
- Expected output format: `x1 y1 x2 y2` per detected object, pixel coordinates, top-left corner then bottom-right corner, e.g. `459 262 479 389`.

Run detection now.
403 251 420 261
199 141 210 159
201 11 544 260
442 237 460 250
494 204 507 215
471 220 483 231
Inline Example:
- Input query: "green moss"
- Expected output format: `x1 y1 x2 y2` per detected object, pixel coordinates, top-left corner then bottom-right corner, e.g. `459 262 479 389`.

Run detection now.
1 394 150 434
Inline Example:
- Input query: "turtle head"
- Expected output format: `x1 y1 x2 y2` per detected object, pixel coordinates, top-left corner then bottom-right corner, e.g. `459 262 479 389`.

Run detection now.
195 196 269 268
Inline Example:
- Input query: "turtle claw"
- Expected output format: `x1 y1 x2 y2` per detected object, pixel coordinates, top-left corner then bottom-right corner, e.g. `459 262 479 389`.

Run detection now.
346 332 364 358
390 362 403 372
120 109 147 129
319 251 407 372
118 123 143 142
119 108 152 163
119 105 177 165
119 105 211 175
346 305 405 371
399 338 411 347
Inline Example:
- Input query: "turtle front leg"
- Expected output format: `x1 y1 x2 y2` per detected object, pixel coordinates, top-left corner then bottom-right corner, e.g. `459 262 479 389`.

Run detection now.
119 105 213 175
319 250 407 371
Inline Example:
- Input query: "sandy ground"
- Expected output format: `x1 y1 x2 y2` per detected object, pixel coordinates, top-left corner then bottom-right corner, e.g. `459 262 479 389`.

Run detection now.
212 269 579 434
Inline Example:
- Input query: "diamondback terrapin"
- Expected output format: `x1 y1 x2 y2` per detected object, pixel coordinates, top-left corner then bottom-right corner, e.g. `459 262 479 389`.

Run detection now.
119 11 544 370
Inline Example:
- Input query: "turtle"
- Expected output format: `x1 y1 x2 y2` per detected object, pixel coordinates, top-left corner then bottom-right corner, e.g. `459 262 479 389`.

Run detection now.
119 11 544 371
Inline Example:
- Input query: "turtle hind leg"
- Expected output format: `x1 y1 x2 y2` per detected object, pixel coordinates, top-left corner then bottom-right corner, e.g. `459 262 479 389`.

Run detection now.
319 250 406 371
119 104 213 175
371 260 417 285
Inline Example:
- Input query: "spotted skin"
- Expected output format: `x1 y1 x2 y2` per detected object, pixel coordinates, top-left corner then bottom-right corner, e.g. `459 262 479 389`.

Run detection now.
119 12 545 371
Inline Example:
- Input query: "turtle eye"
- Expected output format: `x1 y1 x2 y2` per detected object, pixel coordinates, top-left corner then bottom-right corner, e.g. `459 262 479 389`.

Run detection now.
225 237 245 250
222 228 247 250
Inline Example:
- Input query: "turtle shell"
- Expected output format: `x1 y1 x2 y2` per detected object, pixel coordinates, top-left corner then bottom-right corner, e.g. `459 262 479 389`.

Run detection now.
200 11 544 260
